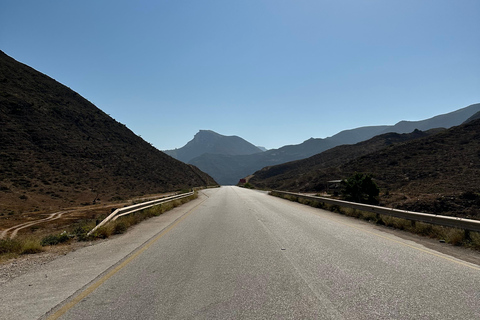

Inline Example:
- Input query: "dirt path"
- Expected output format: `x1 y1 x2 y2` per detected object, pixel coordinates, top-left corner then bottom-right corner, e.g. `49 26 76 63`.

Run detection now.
0 210 75 239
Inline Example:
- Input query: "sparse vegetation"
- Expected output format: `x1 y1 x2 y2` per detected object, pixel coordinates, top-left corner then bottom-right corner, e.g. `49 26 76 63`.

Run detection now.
19 238 44 254
0 237 43 260
0 239 22 255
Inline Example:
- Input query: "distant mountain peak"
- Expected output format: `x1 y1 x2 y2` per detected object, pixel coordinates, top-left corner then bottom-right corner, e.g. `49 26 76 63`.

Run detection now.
164 130 262 163
197 129 218 135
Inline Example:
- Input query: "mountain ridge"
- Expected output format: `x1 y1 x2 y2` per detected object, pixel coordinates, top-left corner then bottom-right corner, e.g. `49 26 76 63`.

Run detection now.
181 103 480 184
378 104 480 135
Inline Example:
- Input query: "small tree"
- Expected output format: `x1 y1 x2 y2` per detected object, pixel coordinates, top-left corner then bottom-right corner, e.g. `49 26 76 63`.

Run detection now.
341 173 379 205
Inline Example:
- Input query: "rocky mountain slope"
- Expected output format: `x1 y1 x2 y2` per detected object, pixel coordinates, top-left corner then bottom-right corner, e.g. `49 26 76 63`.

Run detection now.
0 51 216 215
248 129 441 190
164 130 263 163
249 120 480 219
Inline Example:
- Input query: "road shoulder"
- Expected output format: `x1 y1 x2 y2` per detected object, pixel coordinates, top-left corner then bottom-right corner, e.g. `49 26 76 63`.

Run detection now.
0 193 207 320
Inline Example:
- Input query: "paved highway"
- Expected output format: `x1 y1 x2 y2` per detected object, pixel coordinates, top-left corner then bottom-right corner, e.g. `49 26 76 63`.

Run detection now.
2 186 479 319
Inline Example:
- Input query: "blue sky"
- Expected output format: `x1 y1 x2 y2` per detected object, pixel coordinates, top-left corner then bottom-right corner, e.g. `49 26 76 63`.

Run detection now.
1 0 479 150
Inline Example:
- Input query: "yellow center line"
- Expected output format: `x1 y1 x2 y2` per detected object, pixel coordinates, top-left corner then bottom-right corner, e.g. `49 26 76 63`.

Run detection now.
47 197 207 320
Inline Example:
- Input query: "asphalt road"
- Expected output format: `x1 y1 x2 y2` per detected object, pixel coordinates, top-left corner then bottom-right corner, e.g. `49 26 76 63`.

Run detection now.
2 186 479 319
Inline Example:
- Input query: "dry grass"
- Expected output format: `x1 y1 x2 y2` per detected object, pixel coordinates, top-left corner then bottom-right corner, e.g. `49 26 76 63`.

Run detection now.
0 237 44 262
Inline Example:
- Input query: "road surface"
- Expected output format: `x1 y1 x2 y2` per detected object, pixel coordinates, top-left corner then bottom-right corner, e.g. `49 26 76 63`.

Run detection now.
1 186 479 319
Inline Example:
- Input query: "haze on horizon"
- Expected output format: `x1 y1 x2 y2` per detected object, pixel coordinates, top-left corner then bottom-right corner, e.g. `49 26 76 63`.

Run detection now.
1 0 479 150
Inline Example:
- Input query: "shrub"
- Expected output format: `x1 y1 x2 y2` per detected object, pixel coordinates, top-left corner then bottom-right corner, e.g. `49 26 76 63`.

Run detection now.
93 225 113 239
0 238 43 256
469 232 480 250
40 231 71 246
20 239 43 254
445 228 465 246
414 222 434 236
72 221 96 241
0 239 22 254
113 221 128 234
341 172 379 205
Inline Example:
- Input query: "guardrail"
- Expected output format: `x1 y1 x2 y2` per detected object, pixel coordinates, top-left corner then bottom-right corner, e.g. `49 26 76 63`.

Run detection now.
271 190 480 233
87 192 195 236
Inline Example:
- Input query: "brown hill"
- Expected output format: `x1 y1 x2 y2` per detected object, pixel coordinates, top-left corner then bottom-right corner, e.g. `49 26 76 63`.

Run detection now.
249 129 439 190
249 121 480 219
0 51 216 215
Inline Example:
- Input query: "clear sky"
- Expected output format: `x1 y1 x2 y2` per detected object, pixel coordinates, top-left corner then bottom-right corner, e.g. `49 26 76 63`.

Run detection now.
1 0 479 150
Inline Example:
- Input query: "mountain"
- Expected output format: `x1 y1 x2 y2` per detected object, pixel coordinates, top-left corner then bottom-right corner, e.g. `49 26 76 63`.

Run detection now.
164 130 263 163
249 120 480 219
248 129 441 190
0 50 216 215
327 125 390 145
464 111 480 124
184 103 479 185
379 104 480 134
190 137 338 185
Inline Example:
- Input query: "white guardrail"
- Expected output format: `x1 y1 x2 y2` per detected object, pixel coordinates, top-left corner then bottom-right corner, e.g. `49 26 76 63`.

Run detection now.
271 190 480 233
87 192 194 236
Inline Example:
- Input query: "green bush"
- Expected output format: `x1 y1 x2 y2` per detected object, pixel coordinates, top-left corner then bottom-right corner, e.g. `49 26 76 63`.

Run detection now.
41 231 71 246
341 172 379 205
73 223 94 241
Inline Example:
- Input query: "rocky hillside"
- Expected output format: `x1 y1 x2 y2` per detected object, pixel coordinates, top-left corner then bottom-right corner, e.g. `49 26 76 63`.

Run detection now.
0 51 216 215
249 129 440 190
249 120 480 219
164 130 263 163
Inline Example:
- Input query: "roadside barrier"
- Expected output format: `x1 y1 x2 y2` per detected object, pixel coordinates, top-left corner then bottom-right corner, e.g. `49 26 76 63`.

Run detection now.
271 190 480 233
87 192 194 236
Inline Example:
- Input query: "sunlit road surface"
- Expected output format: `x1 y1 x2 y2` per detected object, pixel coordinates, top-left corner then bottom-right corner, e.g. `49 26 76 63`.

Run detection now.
3 186 480 319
